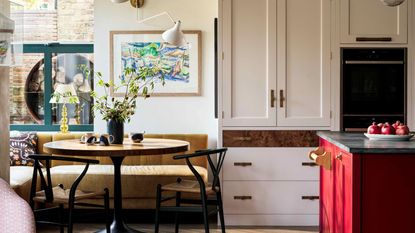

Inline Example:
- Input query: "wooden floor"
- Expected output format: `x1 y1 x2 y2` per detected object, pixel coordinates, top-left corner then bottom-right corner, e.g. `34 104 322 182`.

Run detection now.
37 224 319 233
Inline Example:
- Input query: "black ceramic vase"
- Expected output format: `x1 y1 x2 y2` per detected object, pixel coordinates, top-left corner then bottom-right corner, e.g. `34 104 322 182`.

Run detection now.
107 118 124 144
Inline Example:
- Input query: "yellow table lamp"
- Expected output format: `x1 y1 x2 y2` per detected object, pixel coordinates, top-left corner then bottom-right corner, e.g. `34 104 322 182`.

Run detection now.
50 84 79 134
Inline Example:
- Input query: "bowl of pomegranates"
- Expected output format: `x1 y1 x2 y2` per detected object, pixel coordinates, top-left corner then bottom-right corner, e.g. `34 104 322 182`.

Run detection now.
364 121 414 141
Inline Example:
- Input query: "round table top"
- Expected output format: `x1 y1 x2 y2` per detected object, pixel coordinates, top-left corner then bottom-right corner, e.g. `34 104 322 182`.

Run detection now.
43 138 189 157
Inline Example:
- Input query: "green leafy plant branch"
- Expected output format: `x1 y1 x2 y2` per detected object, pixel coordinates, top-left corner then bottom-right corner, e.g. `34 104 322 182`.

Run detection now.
51 91 79 104
80 64 165 123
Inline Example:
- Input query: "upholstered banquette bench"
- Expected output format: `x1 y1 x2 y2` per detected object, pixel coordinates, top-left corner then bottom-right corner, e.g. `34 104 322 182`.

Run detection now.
10 132 208 209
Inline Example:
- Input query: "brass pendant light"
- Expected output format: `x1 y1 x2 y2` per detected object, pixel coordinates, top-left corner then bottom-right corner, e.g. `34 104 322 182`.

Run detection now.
380 0 405 6
130 0 145 8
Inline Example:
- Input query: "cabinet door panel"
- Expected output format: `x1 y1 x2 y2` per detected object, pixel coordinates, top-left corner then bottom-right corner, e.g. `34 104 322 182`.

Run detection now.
319 139 335 233
333 148 353 233
340 0 407 43
277 0 331 126
222 0 277 126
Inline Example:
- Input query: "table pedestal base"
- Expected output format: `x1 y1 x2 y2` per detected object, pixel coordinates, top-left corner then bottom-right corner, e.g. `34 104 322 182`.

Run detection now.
96 219 144 233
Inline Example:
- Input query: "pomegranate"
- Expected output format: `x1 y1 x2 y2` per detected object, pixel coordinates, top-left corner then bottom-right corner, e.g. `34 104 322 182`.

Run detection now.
396 124 410 135
381 122 395 135
367 122 381 134
392 120 401 129
377 123 384 128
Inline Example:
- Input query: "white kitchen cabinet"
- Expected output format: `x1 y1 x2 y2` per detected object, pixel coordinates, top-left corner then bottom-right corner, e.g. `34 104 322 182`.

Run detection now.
276 0 331 127
340 0 408 44
220 0 331 127
221 147 319 226
221 0 277 127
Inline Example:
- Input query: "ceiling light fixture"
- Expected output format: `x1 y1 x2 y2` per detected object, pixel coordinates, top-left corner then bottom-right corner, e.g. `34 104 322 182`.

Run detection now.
110 0 145 8
380 0 405 6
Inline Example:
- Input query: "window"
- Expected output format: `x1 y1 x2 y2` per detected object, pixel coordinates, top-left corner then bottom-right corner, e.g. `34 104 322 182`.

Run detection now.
9 0 95 131
10 43 94 131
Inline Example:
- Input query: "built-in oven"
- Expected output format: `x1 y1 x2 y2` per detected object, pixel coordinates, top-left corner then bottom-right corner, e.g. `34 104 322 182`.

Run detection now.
341 48 407 131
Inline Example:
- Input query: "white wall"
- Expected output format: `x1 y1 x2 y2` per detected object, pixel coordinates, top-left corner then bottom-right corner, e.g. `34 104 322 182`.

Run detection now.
94 0 218 147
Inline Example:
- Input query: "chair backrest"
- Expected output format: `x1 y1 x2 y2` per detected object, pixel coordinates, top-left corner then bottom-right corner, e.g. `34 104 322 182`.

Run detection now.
28 154 99 208
173 148 227 192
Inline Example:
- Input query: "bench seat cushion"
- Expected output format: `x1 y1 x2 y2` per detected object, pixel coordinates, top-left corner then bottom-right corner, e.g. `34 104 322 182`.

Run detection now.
50 165 207 199
10 166 34 202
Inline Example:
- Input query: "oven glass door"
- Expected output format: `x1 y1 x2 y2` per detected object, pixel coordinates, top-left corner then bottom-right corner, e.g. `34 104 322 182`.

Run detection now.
343 63 405 116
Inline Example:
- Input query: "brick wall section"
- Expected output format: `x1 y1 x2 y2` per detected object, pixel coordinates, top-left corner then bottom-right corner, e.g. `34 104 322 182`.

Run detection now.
10 11 57 124
57 0 94 42
9 3 94 124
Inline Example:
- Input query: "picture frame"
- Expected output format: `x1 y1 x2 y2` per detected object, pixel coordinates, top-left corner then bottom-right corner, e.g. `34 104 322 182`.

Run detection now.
109 30 202 97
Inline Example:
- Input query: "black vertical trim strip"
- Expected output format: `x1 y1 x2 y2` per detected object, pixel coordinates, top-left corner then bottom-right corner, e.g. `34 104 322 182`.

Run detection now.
214 18 218 119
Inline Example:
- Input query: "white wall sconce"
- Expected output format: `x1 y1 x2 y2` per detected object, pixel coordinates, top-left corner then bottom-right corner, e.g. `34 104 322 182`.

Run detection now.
110 0 186 47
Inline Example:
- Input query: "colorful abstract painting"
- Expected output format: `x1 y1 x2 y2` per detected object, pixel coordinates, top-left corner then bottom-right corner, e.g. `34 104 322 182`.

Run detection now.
121 42 190 83
110 31 201 96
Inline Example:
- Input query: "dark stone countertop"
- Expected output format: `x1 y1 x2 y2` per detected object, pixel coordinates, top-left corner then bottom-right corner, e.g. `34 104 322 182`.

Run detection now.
317 131 415 154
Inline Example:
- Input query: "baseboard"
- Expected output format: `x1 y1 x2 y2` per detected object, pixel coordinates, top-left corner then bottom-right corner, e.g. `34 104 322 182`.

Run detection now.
224 214 319 226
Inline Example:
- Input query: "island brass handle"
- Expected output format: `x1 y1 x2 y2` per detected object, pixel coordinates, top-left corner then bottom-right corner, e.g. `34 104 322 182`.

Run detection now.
271 89 276 108
309 147 331 170
302 196 319 200
234 162 253 167
233 136 252 141
234 196 252 200
279 90 286 108
336 153 343 161
302 162 318 167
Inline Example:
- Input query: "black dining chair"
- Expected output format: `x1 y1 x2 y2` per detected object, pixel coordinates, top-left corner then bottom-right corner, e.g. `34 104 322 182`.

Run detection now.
154 148 227 233
29 154 111 233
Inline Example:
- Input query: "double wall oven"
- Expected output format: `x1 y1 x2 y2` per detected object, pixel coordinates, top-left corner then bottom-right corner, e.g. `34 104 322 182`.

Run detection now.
341 48 407 131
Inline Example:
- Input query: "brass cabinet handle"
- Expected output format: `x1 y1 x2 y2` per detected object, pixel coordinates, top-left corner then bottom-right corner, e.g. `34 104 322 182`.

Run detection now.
356 37 392 42
302 162 318 167
232 136 252 141
336 153 343 161
279 90 285 108
234 162 253 167
234 196 252 200
302 196 319 200
271 89 276 108
308 147 332 170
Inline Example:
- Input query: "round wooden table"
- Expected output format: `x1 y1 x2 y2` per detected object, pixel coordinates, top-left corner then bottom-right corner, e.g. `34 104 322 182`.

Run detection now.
43 138 189 233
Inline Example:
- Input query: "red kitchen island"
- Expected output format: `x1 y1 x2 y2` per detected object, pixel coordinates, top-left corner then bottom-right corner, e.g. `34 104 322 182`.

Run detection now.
314 131 415 233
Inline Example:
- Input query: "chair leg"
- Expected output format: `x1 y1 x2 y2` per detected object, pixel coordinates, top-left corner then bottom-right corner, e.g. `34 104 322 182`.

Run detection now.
104 188 111 233
216 191 226 233
200 192 210 233
155 184 162 233
67 200 75 233
59 204 65 233
174 191 181 233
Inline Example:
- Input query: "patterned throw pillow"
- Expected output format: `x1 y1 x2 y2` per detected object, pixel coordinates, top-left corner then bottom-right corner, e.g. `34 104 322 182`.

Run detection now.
9 132 38 166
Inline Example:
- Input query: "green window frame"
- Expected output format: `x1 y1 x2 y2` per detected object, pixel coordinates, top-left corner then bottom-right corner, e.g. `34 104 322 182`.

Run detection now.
10 43 94 132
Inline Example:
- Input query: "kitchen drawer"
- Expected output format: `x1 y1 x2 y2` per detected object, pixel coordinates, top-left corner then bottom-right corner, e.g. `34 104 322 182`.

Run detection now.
223 148 319 181
223 130 319 147
223 181 319 214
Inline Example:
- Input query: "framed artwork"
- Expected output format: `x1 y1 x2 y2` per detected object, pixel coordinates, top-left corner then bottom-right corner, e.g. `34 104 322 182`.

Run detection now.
110 30 202 96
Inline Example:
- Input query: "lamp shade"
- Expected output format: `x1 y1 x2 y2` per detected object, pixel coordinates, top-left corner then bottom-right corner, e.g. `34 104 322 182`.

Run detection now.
162 20 186 47
50 84 79 104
